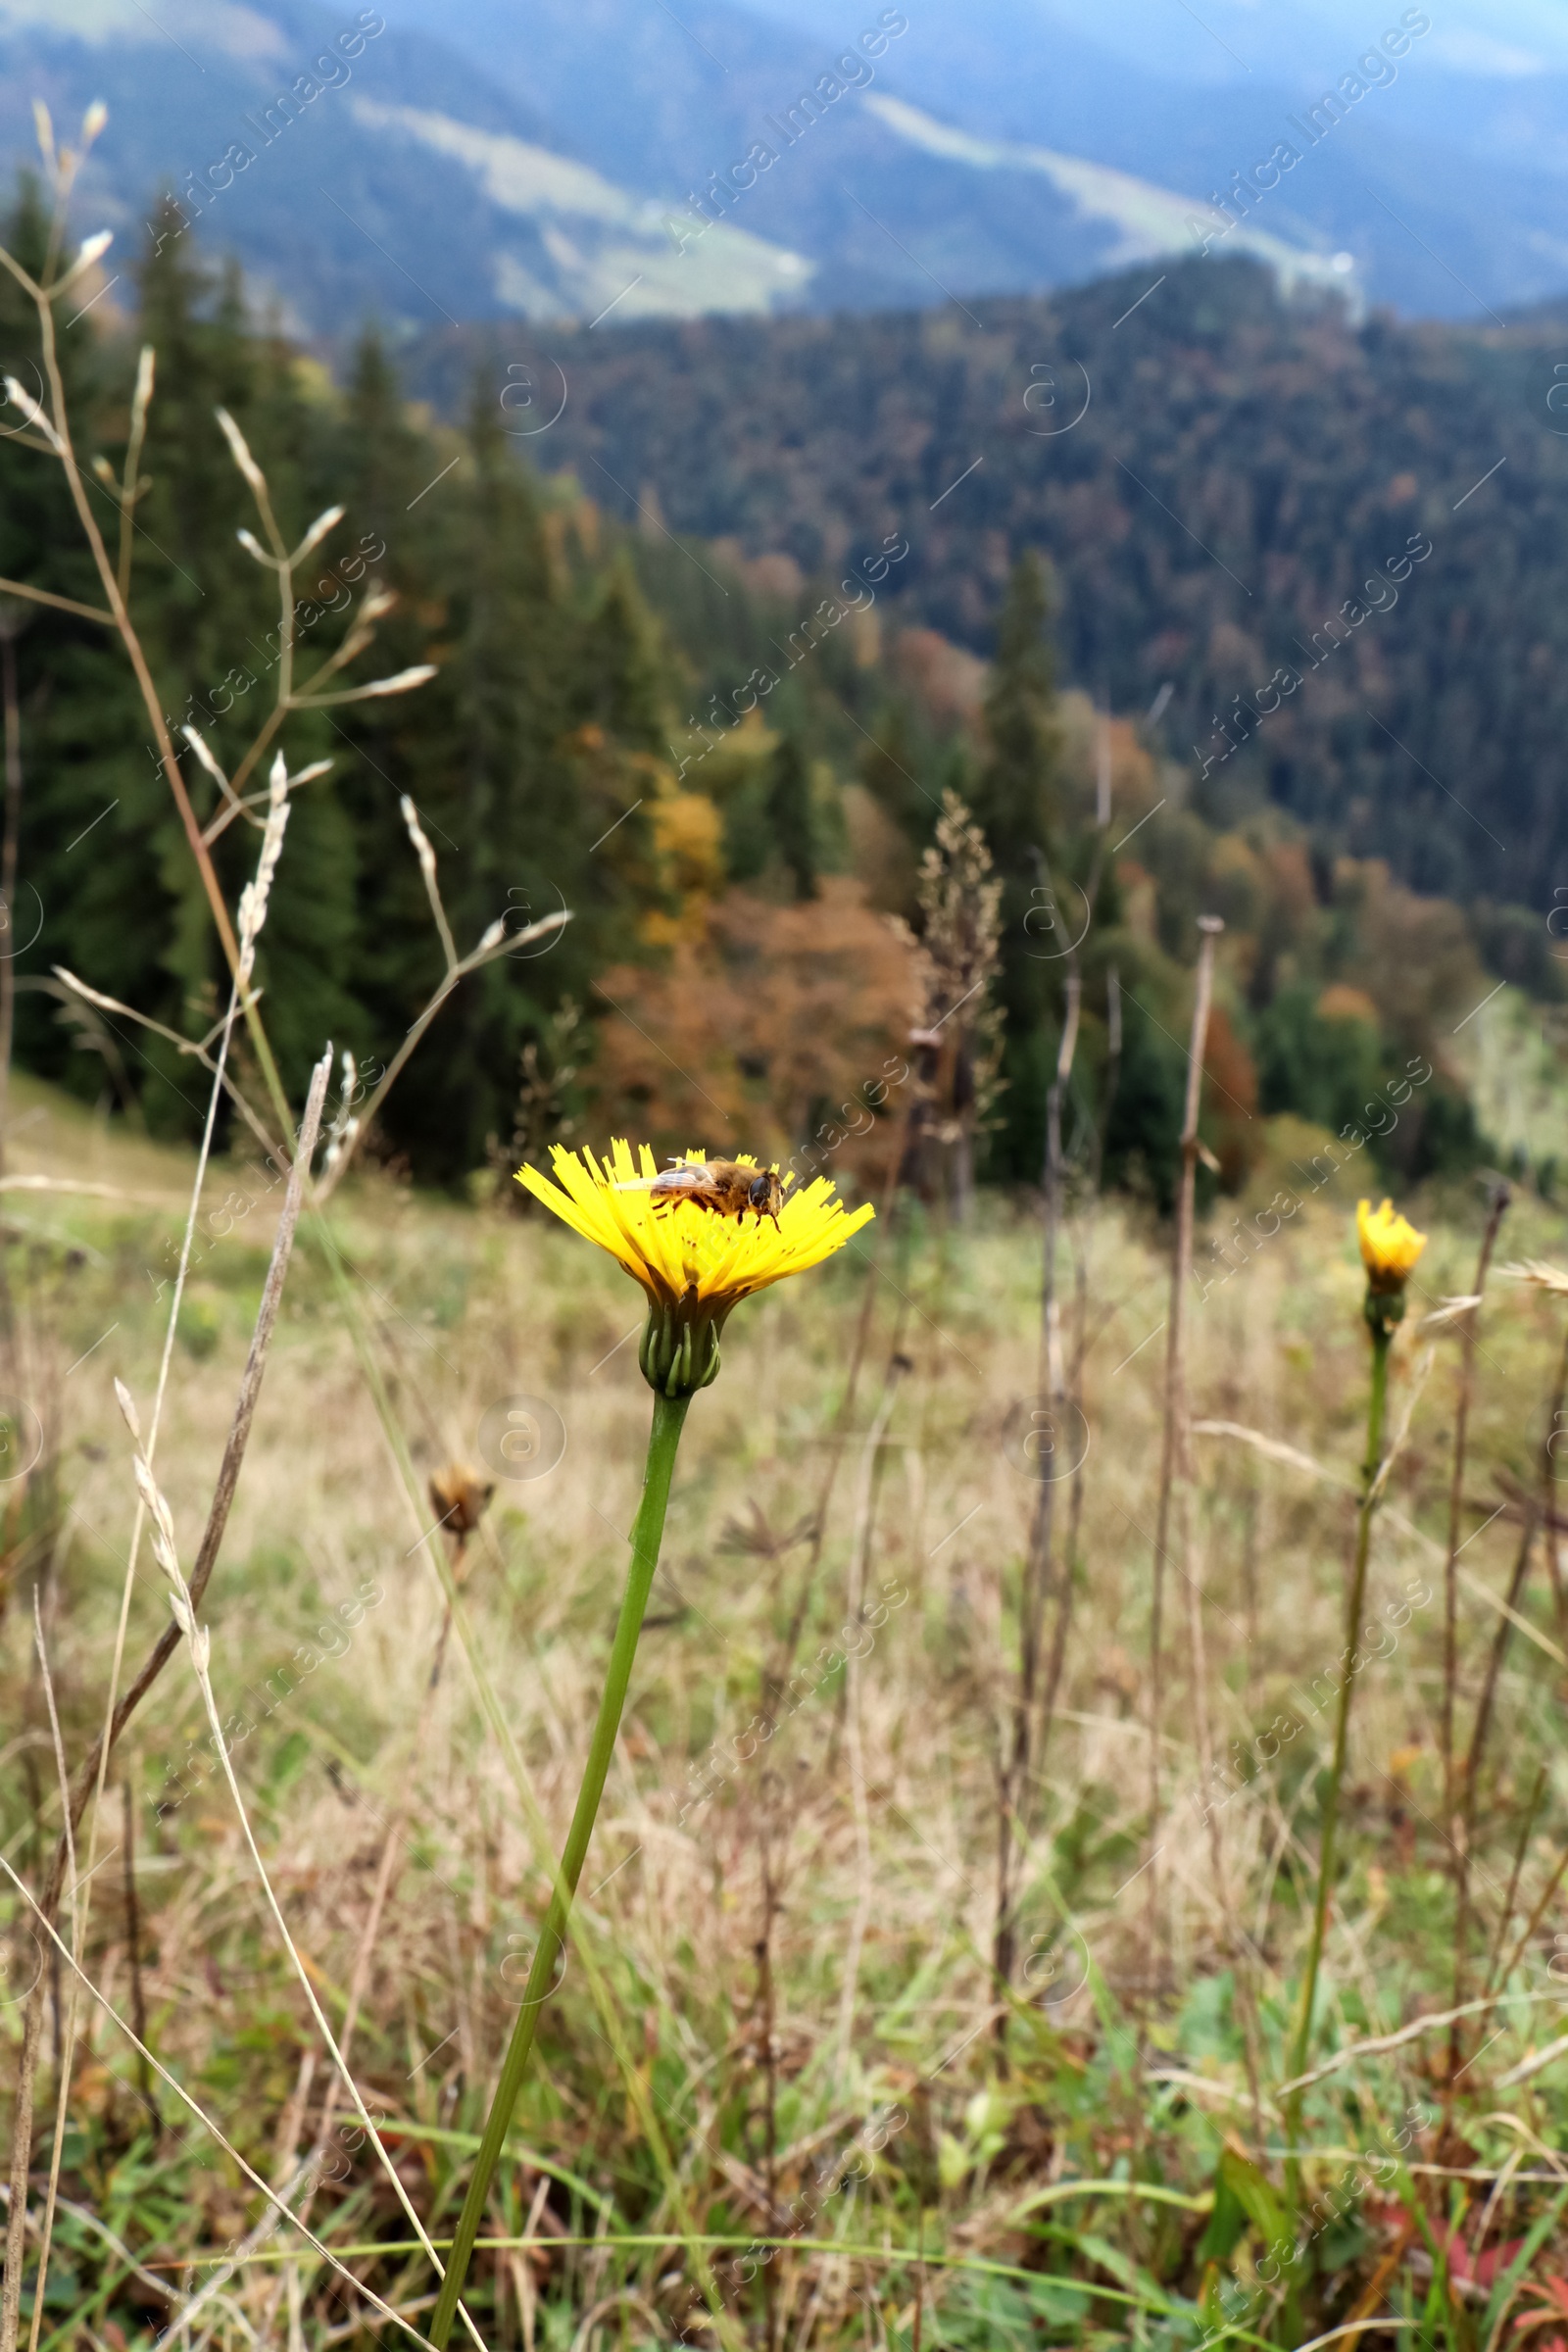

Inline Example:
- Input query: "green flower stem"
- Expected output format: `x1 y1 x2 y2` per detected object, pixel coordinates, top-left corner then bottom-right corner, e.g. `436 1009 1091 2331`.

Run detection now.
1282 1317 1392 2256
429 1387 692 2348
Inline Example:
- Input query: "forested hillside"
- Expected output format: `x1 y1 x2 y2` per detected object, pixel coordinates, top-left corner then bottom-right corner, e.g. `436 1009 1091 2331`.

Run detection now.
403 256 1568 909
0 204 1543 1193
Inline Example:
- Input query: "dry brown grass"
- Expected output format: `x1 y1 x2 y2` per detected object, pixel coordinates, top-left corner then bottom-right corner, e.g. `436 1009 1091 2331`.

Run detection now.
5 1096 1568 2346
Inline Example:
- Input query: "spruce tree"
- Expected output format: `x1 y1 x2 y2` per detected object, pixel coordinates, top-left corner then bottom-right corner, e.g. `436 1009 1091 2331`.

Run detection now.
577 555 670 751
858 704 934 845
766 731 818 901
330 320 458 1098
973 551 1061 886
6 186 186 1118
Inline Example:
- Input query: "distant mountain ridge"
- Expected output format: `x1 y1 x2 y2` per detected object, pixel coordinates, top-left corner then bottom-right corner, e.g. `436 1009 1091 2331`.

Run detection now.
395 255 1568 912
4 0 1567 336
0 0 815 335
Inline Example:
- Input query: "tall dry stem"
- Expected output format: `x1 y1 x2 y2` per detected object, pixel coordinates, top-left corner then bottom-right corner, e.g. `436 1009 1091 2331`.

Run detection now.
1034 963 1121 1770
1144 914 1221 1979
994 969 1079 2020
0 613 24 1185
837 1364 906 2075
1441 1183 1510 1838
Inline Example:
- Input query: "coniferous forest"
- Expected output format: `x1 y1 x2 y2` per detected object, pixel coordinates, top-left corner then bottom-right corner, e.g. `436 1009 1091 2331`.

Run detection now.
1 199 1544 1197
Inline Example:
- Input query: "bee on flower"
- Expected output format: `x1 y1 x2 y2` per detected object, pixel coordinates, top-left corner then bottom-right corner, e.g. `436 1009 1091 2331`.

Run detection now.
517 1141 874 1396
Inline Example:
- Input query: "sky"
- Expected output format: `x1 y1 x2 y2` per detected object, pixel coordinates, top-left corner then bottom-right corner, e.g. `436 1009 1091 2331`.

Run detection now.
735 0 1568 84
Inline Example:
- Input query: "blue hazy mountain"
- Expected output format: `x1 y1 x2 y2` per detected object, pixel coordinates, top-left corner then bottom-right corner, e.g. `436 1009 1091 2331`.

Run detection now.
725 0 1568 314
0 0 822 334
1 0 1564 335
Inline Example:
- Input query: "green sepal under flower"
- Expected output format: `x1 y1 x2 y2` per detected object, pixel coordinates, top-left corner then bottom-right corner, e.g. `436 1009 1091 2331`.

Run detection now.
1363 1288 1408 1338
639 1294 729 1397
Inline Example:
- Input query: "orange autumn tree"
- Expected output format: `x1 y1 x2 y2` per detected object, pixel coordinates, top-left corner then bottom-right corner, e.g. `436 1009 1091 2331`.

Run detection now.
589 878 918 1192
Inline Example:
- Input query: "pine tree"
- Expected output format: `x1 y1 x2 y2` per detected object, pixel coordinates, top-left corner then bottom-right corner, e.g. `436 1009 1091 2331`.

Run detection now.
577 555 670 751
6 186 188 1119
135 224 363 1114
766 731 818 901
973 551 1061 881
858 704 935 845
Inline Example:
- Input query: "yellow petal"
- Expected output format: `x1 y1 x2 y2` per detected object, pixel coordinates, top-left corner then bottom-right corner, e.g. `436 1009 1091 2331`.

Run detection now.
1356 1197 1427 1292
518 1144 874 1313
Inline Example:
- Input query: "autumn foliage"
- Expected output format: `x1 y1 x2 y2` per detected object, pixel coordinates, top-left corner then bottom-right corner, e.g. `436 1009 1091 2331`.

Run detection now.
590 878 918 1189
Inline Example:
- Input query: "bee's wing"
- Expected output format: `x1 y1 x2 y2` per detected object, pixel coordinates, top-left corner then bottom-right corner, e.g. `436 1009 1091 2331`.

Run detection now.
612 1161 711 1196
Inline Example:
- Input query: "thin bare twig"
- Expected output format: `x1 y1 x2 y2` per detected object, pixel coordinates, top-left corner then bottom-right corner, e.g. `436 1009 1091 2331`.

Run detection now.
0 615 25 1186
314 907 569 1200
22 1595 78 2352
1443 1188 1509 1827
994 970 1079 2018
0 575 113 626
1146 916 1221 1977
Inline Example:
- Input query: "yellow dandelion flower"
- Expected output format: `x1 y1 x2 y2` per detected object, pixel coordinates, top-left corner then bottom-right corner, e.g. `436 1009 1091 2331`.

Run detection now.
442 1135 877 2335
518 1141 874 1395
1356 1197 1427 1296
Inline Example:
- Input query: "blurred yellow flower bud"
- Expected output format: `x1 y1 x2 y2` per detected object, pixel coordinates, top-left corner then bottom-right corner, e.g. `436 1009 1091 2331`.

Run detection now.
1356 1198 1427 1294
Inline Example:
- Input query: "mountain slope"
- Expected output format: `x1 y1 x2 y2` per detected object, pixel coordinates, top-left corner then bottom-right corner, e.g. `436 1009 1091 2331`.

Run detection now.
374 0 1568 320
4 0 1567 334
0 0 813 333
398 255 1568 909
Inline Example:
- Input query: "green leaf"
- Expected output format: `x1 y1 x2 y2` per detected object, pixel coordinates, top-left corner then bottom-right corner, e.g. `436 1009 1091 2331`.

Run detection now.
1196 2169 1249 2267
1217 2148 1288 2257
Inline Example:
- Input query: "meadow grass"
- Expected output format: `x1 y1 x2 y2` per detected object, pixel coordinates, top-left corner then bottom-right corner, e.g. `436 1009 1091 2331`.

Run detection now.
5 1089 1568 2347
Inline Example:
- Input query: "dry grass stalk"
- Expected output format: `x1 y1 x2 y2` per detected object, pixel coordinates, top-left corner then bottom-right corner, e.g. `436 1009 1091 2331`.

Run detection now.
905 791 1003 1219
0 610 25 1194
1145 914 1222 1977
993 970 1079 2020
993 762 1117 2027
766 1091 917 1719
836 1367 906 2077
120 1408 478 2345
1441 1183 1510 1843
1032 964 1123 1775
18 1592 75 2352
1452 1316 1568 2067
120 1774 156 2128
